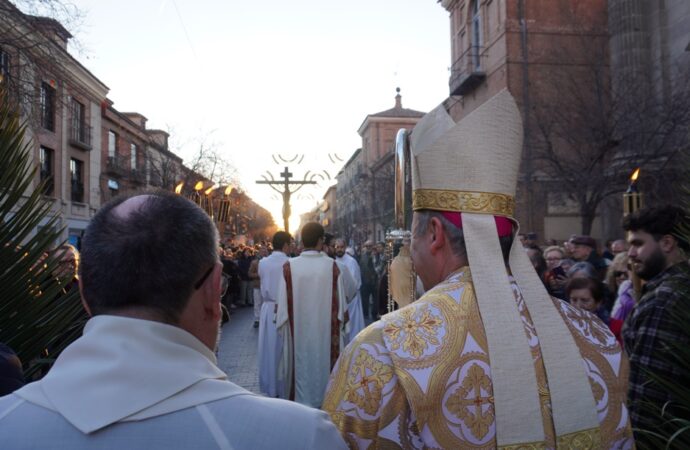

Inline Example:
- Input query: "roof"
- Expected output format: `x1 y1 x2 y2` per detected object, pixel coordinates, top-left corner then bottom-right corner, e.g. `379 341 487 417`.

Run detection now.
369 105 425 119
357 89 425 134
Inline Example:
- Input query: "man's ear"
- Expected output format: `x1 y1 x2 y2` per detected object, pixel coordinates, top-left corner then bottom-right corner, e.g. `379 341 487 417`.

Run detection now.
659 234 677 253
201 263 222 321
429 216 446 254
78 282 93 317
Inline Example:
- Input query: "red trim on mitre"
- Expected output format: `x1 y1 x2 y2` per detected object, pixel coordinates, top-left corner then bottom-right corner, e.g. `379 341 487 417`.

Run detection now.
440 211 514 237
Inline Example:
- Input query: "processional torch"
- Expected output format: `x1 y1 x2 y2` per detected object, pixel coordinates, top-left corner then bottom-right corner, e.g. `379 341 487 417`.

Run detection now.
385 128 417 313
623 168 643 300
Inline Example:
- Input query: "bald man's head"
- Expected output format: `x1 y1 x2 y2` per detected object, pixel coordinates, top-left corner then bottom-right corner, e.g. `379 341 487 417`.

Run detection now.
80 191 218 323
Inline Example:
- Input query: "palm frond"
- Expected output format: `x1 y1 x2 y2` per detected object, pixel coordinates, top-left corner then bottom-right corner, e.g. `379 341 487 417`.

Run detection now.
0 85 87 379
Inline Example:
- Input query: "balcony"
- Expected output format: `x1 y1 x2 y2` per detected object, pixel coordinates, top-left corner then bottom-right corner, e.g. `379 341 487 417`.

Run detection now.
130 167 147 184
449 45 486 96
69 119 92 150
105 155 128 177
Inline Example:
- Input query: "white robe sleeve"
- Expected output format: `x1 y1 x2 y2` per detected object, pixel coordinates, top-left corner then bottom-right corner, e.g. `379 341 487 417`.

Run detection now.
335 268 350 351
275 264 292 398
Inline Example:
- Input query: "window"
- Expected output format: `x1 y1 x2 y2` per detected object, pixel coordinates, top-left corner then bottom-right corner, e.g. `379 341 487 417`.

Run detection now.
0 47 9 83
471 0 482 69
39 146 54 196
108 130 117 160
40 82 56 131
70 158 84 203
130 143 137 171
70 98 88 145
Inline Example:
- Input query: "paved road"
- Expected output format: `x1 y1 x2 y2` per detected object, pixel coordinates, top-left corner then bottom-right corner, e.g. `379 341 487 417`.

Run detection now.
217 305 261 394
216 300 377 395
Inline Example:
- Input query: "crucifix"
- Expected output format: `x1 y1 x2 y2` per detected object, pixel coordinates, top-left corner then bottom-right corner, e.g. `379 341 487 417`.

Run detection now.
256 166 316 233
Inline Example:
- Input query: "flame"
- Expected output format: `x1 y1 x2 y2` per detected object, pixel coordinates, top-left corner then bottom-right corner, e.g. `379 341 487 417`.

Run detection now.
204 185 216 195
630 168 640 182
224 185 234 196
174 182 184 194
194 181 204 191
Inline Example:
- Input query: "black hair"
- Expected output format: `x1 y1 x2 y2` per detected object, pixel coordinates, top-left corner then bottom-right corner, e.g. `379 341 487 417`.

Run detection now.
324 233 335 247
271 231 292 252
301 222 324 248
79 191 218 323
622 205 690 252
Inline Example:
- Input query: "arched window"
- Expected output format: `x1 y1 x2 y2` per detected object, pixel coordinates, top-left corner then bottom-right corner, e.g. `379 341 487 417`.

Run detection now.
471 0 482 70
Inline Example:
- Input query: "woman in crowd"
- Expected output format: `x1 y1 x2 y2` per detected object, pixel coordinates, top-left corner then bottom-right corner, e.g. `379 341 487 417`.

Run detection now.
607 251 634 342
542 246 566 297
565 276 610 325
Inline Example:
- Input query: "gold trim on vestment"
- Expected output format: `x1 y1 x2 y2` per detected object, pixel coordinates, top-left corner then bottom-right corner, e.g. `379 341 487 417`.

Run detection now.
556 427 601 449
412 189 515 217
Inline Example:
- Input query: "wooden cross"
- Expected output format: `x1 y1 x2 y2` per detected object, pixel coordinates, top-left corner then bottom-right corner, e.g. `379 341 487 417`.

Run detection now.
256 166 316 233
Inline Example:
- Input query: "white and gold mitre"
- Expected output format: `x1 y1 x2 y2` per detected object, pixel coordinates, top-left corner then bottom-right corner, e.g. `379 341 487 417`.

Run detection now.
410 89 520 218
409 89 601 448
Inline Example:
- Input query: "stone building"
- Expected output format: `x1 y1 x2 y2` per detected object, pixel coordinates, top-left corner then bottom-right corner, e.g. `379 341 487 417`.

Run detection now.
600 0 690 238
0 0 109 246
0 0 208 247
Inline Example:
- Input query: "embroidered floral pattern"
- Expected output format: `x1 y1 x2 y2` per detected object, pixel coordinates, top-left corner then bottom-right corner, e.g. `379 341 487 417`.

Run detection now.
562 304 613 347
445 363 495 440
383 306 442 358
345 349 394 416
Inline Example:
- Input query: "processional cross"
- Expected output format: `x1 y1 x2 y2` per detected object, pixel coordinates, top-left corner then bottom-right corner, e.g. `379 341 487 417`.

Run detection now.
256 166 316 233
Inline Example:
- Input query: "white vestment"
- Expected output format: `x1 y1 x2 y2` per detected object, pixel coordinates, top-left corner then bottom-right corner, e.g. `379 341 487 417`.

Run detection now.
0 315 347 450
276 250 349 407
336 253 365 342
257 250 289 398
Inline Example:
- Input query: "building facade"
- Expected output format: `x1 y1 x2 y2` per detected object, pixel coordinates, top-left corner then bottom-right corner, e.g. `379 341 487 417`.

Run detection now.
439 0 690 243
1 0 109 246
335 90 424 246
439 0 612 242
0 0 218 247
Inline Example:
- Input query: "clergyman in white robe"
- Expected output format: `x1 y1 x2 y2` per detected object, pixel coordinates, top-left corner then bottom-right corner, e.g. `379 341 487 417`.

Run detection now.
0 316 347 450
276 250 349 408
336 252 365 342
257 249 289 398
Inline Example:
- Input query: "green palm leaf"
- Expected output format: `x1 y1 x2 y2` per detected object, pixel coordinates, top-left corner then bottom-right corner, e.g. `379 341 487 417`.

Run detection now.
0 85 87 380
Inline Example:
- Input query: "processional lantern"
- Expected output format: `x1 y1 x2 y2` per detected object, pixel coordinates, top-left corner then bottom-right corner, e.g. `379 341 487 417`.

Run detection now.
623 168 643 216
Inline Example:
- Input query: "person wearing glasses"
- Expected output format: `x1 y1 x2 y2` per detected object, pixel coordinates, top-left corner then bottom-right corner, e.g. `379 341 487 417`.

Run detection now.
0 192 346 450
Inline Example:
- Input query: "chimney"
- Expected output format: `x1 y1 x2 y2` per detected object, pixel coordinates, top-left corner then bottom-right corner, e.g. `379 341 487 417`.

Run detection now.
395 87 402 108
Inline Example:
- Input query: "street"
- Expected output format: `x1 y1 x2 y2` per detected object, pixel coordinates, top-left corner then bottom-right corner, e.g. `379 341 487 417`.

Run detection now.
217 306 261 394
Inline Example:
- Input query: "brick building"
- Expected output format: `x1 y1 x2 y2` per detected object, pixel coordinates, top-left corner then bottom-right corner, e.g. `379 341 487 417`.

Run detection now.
439 0 611 241
438 0 690 242
335 90 424 245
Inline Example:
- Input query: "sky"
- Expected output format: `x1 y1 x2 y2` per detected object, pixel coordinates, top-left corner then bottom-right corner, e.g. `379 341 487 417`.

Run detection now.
66 0 451 231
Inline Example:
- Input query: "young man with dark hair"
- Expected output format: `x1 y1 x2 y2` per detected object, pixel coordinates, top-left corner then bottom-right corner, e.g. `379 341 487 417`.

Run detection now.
276 222 351 407
622 205 690 441
0 193 346 449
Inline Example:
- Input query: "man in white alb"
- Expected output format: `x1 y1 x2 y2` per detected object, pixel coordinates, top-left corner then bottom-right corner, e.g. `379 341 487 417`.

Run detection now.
276 222 349 407
0 192 346 449
257 231 291 398
335 237 365 341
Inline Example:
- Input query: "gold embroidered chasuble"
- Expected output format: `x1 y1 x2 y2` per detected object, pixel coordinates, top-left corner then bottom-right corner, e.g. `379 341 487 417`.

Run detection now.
322 269 633 449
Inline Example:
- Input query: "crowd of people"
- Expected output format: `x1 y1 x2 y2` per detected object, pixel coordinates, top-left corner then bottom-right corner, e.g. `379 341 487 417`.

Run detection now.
522 232 633 342
1 90 688 449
